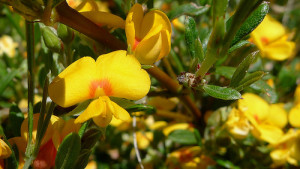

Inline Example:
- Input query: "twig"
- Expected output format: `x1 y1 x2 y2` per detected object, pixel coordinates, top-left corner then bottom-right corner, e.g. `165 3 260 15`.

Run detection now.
132 116 144 169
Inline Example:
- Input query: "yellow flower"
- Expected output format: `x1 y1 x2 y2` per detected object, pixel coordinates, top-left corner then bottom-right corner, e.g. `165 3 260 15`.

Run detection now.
9 113 80 169
237 93 287 144
289 104 300 127
163 123 193 136
125 3 172 64
136 131 153 150
0 138 12 159
67 0 125 30
225 108 252 139
0 35 18 58
48 50 150 127
295 85 300 105
270 129 300 167
250 15 295 61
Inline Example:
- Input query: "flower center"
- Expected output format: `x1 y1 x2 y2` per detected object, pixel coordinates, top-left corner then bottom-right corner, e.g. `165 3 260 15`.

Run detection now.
89 79 113 98
260 37 269 45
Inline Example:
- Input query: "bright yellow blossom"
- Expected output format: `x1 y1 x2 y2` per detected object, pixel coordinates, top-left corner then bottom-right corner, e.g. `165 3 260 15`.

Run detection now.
125 3 172 64
250 15 295 61
237 93 287 144
0 35 18 58
48 50 150 127
0 138 12 159
270 129 300 167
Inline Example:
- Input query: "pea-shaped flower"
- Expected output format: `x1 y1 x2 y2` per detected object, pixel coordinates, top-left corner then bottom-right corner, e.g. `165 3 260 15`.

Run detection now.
48 50 150 127
125 3 172 64
250 15 295 61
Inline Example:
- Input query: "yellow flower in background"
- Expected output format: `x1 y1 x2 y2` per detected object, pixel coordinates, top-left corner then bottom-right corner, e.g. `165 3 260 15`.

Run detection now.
250 15 295 61
0 35 18 58
289 104 300 127
48 50 150 127
163 123 193 136
125 3 172 64
67 0 125 30
295 85 300 105
225 108 252 139
237 93 287 144
0 138 12 159
8 113 80 169
136 132 153 150
270 129 300 167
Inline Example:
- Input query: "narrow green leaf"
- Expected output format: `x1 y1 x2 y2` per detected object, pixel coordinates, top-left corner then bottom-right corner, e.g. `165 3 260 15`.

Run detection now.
230 2 269 45
235 71 265 91
185 16 204 62
81 128 102 150
55 133 81 169
167 3 210 20
215 66 236 79
0 69 18 95
194 129 202 146
228 40 251 53
73 149 92 169
168 130 197 145
250 80 278 103
203 84 241 100
126 104 156 115
230 51 258 87
216 159 241 169
67 100 92 116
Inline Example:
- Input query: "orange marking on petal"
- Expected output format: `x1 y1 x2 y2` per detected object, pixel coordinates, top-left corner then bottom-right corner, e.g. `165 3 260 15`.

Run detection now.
89 79 113 98
133 37 141 51
261 37 269 45
33 139 57 169
254 114 260 124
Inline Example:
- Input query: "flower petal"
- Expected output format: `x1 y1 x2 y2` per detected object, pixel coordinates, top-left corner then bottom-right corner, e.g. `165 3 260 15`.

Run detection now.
252 124 284 144
80 11 125 29
263 36 295 61
75 97 105 124
135 33 162 64
125 3 144 46
0 139 12 158
110 101 131 121
49 57 97 107
289 104 300 127
96 50 150 100
265 104 287 128
157 29 171 61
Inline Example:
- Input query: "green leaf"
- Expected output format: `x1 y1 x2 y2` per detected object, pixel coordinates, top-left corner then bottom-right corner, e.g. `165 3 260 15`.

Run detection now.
141 65 154 69
57 23 74 44
215 66 236 79
81 128 102 150
168 130 197 145
230 51 258 87
7 105 24 137
194 129 202 146
250 80 278 103
126 104 156 116
213 0 228 22
185 16 204 62
73 149 92 169
0 69 18 95
235 71 265 91
216 159 241 169
228 40 251 53
203 84 241 100
67 100 92 116
55 133 81 169
230 1 269 45
167 3 210 20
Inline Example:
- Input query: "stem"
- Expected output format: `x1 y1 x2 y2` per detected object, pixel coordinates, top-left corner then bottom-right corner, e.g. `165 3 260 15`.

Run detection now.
55 1 126 50
24 21 35 168
132 116 144 169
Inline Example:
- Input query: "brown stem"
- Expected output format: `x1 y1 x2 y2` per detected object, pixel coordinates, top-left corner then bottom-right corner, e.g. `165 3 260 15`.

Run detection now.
55 1 126 50
55 2 201 118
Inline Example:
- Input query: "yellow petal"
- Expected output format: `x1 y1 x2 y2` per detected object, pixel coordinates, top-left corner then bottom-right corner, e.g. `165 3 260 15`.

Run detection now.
75 97 105 124
251 15 286 44
252 124 284 144
96 50 150 100
136 132 153 150
0 139 12 158
75 0 98 12
92 108 113 128
135 33 162 64
49 57 98 107
265 104 287 128
125 3 144 45
238 93 270 123
163 123 190 136
225 108 251 139
157 29 171 61
110 101 131 121
270 148 289 166
149 121 168 130
140 10 172 40
263 36 295 61
289 104 300 127
80 11 125 29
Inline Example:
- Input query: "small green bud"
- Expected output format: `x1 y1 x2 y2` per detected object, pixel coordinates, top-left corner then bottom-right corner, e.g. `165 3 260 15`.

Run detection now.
57 23 74 44
41 26 63 53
